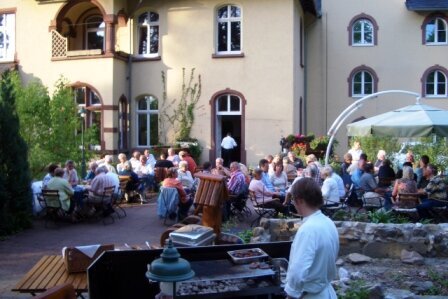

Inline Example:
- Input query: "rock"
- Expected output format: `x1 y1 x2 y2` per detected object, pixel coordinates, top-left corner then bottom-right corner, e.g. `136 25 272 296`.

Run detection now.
409 280 434 293
366 284 384 299
336 258 344 266
350 271 363 280
363 242 427 259
347 253 372 264
401 249 424 265
374 227 404 240
384 288 415 299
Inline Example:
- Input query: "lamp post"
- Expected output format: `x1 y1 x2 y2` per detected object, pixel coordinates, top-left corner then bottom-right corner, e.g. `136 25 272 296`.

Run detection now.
78 107 87 179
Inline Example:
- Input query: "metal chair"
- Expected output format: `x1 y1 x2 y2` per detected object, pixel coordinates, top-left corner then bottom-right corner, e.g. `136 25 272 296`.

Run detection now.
41 189 69 227
248 190 276 227
85 186 116 224
228 194 252 222
358 191 385 213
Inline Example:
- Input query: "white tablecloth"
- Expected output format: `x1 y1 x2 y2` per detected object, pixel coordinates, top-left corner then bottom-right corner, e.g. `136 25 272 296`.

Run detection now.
31 181 43 215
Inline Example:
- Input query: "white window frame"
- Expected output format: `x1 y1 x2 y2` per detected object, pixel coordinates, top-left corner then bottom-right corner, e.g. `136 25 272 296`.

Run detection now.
216 5 242 54
425 70 447 98
352 19 374 46
0 13 15 62
425 17 448 45
136 95 159 147
137 11 159 57
216 94 241 115
85 15 105 50
352 71 373 97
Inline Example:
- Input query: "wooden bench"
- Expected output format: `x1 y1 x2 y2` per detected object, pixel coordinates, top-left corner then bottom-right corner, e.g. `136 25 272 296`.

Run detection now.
12 255 87 298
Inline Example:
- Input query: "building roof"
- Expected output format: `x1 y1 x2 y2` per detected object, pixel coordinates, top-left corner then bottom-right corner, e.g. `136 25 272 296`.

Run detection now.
406 0 448 11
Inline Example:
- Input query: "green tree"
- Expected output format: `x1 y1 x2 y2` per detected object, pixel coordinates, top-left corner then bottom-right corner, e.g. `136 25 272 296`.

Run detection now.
0 70 33 236
352 136 400 162
13 74 97 179
13 73 52 178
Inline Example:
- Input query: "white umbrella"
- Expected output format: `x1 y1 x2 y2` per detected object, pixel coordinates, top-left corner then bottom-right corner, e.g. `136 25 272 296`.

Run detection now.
346 103 448 137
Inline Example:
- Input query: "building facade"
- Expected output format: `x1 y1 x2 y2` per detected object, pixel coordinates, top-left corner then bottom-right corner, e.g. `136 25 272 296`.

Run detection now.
0 0 317 166
306 0 448 154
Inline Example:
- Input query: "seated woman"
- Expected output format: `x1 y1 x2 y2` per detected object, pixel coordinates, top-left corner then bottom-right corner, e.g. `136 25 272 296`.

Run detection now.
321 166 340 205
360 163 392 210
118 161 140 201
177 161 195 191
378 159 396 187
249 169 286 214
63 160 79 187
392 166 418 206
84 161 98 183
116 153 128 173
269 162 288 194
162 167 193 221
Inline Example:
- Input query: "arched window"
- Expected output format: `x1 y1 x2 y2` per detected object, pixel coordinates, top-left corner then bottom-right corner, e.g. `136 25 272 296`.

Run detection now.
216 5 242 53
348 14 378 46
423 67 448 97
85 15 105 50
136 95 159 147
216 94 241 115
137 11 159 56
348 66 378 97
424 16 448 45
73 85 102 149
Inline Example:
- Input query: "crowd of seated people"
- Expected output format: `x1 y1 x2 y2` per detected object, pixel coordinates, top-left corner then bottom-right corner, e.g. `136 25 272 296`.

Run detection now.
39 141 448 224
341 140 448 220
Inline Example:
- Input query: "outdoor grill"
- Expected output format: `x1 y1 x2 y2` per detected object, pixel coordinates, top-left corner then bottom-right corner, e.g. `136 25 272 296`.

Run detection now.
89 241 293 299
175 257 287 298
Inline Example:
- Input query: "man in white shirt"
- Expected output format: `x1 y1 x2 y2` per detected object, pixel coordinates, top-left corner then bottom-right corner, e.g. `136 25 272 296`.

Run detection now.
285 178 339 299
221 132 237 167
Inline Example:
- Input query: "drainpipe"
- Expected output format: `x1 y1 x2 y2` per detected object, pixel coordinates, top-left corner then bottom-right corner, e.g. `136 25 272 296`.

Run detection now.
127 14 133 152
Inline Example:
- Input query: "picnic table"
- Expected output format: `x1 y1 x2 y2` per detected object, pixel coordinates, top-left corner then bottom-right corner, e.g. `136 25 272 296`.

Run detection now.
12 255 87 298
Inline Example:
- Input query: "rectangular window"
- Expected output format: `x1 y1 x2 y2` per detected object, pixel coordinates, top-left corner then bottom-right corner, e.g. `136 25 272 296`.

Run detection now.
0 13 15 62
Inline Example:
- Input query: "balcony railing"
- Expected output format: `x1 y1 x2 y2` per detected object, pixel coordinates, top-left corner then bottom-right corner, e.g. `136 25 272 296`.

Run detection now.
51 30 67 58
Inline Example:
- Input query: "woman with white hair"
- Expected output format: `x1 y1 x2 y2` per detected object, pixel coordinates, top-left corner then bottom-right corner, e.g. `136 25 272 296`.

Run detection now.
392 165 417 204
177 161 195 189
116 153 127 173
320 166 340 205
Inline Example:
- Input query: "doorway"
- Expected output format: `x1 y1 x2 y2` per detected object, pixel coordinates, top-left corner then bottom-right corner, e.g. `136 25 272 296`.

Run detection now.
216 115 241 163
211 91 246 164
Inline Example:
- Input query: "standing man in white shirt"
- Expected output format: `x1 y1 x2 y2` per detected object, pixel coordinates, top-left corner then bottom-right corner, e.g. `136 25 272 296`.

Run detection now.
285 177 339 299
221 132 237 167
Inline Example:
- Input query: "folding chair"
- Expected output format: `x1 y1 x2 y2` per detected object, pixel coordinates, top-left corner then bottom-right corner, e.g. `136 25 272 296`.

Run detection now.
41 189 70 228
248 190 276 227
228 193 252 221
358 191 385 213
157 187 180 225
85 186 116 224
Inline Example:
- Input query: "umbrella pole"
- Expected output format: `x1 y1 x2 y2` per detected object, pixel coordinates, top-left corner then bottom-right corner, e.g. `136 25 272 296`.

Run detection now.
324 90 421 166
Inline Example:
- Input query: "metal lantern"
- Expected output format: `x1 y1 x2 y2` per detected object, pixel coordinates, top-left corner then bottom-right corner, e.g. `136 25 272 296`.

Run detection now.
146 239 195 283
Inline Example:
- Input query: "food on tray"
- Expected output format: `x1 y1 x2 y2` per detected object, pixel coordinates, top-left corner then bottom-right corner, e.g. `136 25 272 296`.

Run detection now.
231 249 264 258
